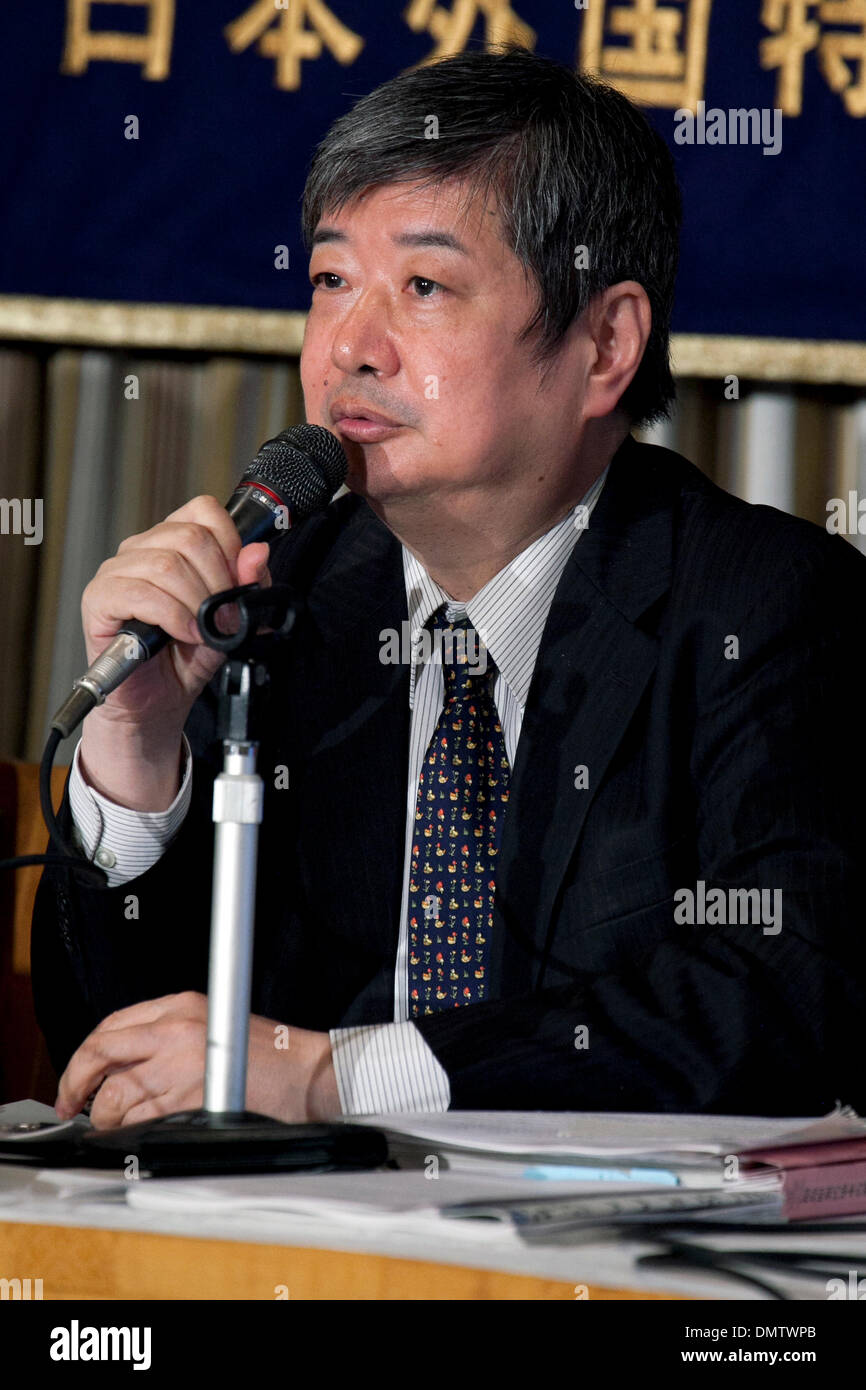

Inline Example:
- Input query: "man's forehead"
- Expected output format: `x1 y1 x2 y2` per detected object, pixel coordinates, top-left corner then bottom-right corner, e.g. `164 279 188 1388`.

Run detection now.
310 180 501 257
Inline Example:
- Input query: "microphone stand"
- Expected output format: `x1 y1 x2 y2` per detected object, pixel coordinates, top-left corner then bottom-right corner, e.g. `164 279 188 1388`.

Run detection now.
76 583 387 1176
201 591 286 1116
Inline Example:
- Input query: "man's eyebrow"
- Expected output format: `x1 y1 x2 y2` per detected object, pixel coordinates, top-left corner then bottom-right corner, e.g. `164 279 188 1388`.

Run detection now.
310 226 473 257
392 230 473 257
310 226 347 247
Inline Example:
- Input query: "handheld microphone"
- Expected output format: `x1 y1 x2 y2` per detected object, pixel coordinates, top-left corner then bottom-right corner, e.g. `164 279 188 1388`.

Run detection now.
50 424 348 738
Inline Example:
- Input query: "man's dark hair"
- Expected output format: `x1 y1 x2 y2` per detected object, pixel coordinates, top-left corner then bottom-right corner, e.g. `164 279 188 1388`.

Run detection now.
302 46 682 427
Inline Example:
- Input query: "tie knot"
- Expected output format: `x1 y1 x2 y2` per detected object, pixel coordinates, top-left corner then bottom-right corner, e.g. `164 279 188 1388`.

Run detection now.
427 606 492 696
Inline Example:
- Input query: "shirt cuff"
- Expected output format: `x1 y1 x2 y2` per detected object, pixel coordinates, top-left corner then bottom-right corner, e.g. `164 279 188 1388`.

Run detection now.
68 735 192 887
329 1022 451 1114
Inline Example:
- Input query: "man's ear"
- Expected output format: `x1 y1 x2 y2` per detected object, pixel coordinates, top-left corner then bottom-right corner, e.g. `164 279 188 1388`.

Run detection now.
581 282 652 421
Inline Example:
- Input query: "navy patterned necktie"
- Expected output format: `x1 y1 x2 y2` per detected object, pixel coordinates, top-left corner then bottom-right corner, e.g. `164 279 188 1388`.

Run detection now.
407 607 511 1017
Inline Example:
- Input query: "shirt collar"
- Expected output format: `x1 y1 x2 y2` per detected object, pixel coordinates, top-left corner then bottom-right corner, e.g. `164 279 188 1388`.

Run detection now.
402 465 609 709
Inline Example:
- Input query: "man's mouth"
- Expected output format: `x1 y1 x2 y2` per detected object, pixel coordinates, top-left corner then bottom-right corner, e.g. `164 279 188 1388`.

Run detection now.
331 405 406 442
332 404 404 427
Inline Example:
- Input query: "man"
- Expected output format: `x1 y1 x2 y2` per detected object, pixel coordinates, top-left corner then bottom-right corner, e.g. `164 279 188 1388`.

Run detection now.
33 47 866 1128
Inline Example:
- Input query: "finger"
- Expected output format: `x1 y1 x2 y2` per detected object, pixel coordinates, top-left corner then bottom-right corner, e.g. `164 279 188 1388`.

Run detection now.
117 519 238 601
93 997 177 1033
88 545 234 646
211 598 241 637
206 544 272 637
148 495 245 571
56 1025 160 1119
88 1065 157 1131
117 1095 180 1130
82 570 211 650
236 542 272 589
122 1067 204 1128
95 992 207 1040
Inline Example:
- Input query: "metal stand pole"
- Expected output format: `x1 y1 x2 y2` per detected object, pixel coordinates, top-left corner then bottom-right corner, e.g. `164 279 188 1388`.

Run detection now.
204 733 263 1114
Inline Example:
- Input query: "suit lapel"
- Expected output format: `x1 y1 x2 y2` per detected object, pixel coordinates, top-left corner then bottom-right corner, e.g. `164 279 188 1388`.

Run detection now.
493 435 676 994
284 500 409 966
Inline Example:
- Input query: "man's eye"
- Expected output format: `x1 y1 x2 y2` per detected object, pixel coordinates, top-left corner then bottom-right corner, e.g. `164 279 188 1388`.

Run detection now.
409 276 444 297
310 272 444 296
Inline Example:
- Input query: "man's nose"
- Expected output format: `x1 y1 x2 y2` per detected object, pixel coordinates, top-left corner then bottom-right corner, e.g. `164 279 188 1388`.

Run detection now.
330 289 399 377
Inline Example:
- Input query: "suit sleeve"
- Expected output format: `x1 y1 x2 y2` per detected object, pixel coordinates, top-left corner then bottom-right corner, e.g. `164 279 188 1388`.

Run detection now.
412 534 866 1116
30 699 222 1080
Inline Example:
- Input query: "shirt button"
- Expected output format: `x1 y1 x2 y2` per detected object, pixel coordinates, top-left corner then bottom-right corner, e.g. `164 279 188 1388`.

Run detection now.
95 848 116 869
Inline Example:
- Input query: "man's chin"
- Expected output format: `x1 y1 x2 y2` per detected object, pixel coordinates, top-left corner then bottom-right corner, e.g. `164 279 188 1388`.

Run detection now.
331 437 370 497
339 443 424 505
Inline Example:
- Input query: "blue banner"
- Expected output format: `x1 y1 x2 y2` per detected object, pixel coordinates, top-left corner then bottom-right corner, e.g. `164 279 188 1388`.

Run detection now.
0 1 864 342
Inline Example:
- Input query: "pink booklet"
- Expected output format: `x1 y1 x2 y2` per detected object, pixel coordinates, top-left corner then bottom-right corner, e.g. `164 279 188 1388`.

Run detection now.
737 1114 866 1220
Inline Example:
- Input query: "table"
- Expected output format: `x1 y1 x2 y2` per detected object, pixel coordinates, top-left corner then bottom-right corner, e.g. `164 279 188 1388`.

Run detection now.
0 1219 680 1300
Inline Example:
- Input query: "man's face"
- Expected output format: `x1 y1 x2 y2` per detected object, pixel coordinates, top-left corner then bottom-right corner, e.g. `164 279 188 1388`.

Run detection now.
301 179 585 509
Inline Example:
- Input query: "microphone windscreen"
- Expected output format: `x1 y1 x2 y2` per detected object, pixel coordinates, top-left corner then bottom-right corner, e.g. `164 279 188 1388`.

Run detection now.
241 425 348 519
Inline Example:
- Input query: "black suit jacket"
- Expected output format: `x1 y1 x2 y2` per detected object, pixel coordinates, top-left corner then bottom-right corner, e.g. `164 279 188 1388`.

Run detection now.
31 435 866 1114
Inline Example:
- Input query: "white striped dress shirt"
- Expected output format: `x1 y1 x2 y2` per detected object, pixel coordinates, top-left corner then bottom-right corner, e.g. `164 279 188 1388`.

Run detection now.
68 466 608 1113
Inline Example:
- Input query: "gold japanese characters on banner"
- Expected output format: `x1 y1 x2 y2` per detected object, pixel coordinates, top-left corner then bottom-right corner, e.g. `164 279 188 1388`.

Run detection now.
62 0 176 81
59 0 866 112
224 0 364 90
403 0 535 64
579 0 712 112
760 0 866 116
